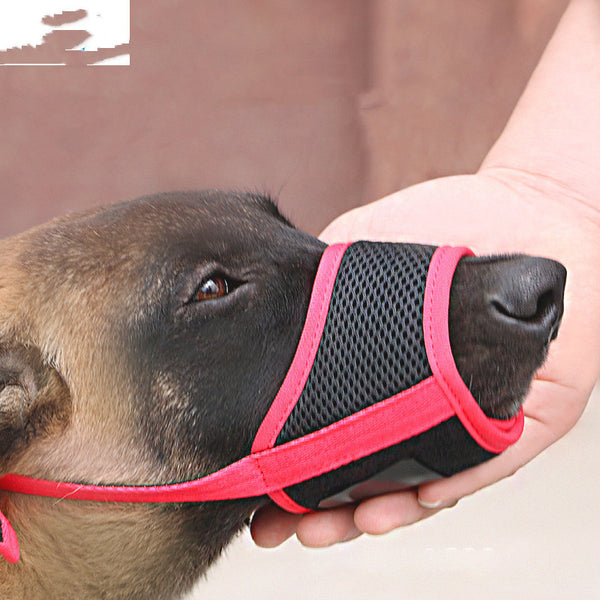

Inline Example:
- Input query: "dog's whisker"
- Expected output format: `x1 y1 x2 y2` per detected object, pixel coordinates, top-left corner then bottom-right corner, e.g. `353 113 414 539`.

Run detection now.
52 486 85 506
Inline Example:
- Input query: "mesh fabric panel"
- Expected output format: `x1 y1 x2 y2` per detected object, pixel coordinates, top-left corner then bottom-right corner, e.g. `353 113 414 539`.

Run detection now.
277 242 436 445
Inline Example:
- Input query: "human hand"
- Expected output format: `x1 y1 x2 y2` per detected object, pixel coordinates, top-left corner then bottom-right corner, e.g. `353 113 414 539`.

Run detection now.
251 0 600 548
251 169 600 547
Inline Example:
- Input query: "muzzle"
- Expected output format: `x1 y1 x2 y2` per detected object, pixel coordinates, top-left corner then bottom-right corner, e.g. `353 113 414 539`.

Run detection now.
0 242 524 562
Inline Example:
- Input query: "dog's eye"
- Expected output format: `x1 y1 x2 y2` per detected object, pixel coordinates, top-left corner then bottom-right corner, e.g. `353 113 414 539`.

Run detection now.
194 276 229 302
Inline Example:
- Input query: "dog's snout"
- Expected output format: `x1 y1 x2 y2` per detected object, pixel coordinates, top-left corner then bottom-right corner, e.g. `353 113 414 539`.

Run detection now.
449 254 567 419
488 256 566 342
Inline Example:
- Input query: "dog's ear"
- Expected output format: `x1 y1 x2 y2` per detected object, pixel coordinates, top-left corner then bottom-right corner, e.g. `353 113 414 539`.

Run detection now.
0 344 70 467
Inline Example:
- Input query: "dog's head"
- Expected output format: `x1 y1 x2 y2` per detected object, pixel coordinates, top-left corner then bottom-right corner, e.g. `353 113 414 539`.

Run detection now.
0 191 565 599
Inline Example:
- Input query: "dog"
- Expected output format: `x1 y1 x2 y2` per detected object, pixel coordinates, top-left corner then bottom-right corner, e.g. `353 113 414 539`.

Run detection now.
0 190 565 599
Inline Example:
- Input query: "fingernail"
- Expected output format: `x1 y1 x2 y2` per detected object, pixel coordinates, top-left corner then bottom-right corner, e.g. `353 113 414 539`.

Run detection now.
418 497 456 510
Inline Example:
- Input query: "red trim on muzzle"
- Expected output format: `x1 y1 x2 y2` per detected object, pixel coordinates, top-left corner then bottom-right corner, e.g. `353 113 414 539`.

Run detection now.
423 246 524 453
0 243 524 562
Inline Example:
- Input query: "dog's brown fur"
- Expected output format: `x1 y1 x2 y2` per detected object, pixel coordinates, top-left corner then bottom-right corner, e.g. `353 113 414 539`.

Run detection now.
0 193 326 599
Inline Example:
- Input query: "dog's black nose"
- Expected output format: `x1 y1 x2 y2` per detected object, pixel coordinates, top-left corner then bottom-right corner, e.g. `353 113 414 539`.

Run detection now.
449 253 567 418
488 256 566 342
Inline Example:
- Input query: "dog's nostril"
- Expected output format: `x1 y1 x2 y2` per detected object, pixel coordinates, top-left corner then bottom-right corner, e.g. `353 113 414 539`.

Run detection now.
488 256 566 338
492 288 556 324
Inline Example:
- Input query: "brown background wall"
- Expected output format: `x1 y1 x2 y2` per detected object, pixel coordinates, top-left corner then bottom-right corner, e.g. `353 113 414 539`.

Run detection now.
0 0 567 239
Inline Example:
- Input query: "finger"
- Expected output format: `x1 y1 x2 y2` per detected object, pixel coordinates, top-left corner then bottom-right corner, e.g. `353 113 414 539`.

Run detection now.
319 204 375 244
250 503 303 548
296 504 361 547
353 489 456 535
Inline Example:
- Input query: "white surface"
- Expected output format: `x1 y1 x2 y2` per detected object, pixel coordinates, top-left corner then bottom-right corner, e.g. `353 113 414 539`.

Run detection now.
90 53 129 66
0 1 129 56
189 384 600 600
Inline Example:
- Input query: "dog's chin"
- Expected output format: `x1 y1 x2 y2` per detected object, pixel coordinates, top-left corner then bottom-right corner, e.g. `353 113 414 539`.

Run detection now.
453 346 546 420
476 390 528 420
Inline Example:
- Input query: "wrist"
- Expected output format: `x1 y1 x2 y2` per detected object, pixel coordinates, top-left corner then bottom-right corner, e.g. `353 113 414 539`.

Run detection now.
481 0 600 210
478 165 600 228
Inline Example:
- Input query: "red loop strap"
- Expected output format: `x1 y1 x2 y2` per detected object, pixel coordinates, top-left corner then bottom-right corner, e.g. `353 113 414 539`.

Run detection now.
423 246 524 453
